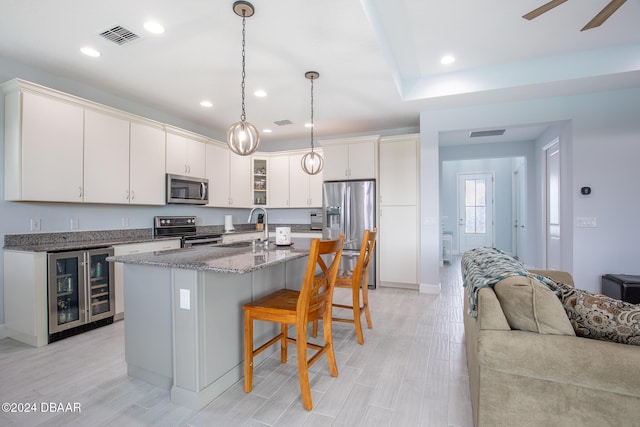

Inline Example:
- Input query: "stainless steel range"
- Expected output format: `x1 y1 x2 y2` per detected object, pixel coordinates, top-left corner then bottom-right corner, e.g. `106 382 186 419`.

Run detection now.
153 216 222 247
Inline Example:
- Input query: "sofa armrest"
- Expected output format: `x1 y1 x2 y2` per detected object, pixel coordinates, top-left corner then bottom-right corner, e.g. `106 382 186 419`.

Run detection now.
469 287 511 331
529 269 574 287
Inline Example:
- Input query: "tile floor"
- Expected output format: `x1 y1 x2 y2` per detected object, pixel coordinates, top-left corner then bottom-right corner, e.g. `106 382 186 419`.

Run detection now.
0 257 472 426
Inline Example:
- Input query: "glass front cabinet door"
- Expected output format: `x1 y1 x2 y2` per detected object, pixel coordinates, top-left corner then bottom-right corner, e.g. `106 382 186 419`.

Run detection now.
48 250 85 333
86 248 114 321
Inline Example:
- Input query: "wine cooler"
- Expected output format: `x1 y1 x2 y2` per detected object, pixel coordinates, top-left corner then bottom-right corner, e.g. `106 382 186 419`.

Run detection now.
47 247 115 342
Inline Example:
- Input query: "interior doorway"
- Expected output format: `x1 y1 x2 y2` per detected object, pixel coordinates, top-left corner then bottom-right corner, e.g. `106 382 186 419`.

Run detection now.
512 161 526 260
458 172 494 253
544 138 561 270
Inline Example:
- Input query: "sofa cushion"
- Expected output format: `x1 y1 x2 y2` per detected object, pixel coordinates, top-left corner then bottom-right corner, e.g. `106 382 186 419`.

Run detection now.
494 276 575 335
556 283 640 345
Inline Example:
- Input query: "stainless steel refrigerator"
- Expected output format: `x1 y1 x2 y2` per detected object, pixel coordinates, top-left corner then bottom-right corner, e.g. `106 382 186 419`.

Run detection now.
323 179 376 288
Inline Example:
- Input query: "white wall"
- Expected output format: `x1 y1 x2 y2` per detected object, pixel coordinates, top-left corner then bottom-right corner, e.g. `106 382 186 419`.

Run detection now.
421 88 640 293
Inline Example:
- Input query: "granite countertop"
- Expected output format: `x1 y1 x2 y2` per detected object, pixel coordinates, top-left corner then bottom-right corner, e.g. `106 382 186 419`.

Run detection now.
3 225 321 252
107 240 311 274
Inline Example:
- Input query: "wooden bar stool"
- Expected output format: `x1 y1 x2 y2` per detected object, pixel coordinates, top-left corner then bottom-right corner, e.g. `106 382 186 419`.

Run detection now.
314 228 377 344
242 236 344 411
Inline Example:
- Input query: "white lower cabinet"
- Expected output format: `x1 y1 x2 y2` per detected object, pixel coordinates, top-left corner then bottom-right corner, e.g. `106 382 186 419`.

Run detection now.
379 205 418 286
112 239 181 319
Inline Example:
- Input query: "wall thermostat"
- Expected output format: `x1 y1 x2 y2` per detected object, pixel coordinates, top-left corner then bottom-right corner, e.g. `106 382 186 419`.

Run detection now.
580 186 592 195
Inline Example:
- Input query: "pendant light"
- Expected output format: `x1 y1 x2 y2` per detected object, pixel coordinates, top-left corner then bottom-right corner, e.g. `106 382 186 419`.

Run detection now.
301 71 324 175
227 1 260 156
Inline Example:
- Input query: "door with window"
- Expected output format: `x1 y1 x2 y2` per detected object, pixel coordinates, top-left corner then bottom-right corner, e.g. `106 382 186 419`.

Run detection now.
458 173 494 253
544 139 561 270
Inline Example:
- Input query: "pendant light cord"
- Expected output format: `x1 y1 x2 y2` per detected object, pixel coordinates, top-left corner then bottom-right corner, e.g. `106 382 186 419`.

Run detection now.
240 13 247 122
310 77 315 152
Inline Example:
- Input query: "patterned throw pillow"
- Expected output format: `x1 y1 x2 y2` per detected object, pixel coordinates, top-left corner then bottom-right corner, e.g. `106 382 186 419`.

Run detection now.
556 282 640 345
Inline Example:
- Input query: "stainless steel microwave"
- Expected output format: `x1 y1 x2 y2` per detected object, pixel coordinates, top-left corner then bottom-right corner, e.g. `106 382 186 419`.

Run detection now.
166 174 209 205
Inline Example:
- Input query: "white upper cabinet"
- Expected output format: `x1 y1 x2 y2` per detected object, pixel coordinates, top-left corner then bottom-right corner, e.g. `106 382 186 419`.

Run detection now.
229 154 252 207
268 155 290 208
83 109 130 204
129 121 166 205
166 131 206 178
288 153 323 207
84 112 166 205
320 136 378 181
205 142 251 208
4 88 84 202
379 134 419 206
206 143 231 207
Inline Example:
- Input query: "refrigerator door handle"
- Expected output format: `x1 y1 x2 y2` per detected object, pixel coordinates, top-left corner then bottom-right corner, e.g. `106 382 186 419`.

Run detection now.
345 185 351 239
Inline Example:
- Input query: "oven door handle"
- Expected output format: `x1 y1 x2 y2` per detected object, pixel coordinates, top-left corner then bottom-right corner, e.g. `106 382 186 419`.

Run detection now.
183 236 222 247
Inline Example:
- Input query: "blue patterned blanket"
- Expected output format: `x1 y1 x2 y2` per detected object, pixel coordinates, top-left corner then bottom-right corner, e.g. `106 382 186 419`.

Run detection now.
461 247 559 318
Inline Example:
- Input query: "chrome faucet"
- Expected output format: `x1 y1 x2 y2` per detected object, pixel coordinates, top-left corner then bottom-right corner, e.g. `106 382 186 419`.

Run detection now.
247 207 269 242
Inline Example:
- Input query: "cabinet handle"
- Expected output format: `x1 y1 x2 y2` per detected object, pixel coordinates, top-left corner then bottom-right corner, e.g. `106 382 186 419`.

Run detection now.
131 190 135 200
78 186 83 198
125 190 129 200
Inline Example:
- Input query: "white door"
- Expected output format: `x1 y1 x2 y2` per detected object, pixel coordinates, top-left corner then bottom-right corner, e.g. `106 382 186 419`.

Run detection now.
458 173 494 253
512 163 526 259
545 139 561 270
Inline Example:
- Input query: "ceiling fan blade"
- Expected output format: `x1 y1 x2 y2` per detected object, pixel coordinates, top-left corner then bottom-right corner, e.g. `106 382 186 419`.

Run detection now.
581 0 627 31
523 0 569 20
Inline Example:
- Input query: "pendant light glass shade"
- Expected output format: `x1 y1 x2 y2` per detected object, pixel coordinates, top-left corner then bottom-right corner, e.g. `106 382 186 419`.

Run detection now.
301 71 323 175
227 120 260 156
227 1 260 156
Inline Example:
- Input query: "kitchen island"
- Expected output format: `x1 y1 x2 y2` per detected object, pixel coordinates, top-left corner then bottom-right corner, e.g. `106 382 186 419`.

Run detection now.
107 240 312 410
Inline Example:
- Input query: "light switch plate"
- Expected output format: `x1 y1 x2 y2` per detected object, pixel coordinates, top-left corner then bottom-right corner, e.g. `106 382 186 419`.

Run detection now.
30 218 41 231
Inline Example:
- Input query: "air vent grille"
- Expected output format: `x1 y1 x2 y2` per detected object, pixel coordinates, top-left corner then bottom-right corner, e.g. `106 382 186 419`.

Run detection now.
99 26 140 45
274 120 293 126
469 129 506 138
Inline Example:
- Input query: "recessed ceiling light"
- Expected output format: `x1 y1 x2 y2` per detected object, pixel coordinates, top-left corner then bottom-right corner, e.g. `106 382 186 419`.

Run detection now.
304 122 313 128
441 55 455 65
80 47 101 58
144 21 165 34
263 129 272 133
254 89 267 97
200 100 213 108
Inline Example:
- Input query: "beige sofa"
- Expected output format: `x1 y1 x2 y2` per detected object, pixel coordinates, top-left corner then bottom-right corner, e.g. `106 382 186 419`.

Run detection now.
464 269 640 427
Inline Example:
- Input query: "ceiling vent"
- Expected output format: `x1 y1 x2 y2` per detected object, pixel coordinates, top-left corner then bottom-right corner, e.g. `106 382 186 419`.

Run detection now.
99 25 140 45
469 129 506 138
274 119 293 126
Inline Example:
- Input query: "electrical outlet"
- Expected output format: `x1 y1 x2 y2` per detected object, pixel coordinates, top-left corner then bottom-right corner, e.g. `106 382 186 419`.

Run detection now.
70 218 79 230
576 217 597 228
122 217 129 227
30 218 41 231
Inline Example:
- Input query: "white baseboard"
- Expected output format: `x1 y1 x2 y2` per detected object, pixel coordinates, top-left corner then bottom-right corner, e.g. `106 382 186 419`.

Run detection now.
420 283 441 294
0 324 8 340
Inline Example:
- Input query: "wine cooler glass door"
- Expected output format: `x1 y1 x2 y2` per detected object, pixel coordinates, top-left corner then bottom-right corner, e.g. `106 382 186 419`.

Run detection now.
48 251 85 333
87 248 115 321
